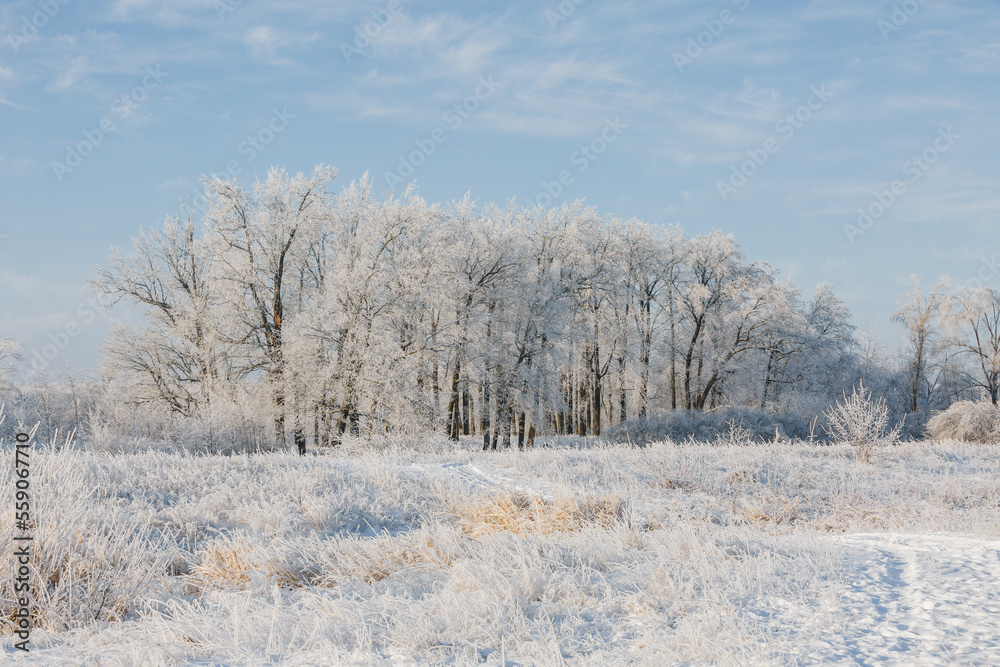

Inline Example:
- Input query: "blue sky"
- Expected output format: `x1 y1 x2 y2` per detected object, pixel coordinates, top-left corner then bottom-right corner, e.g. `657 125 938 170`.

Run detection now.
0 0 997 373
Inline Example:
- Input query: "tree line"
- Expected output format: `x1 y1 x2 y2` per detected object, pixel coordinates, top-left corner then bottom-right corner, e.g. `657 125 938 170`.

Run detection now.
4 165 997 450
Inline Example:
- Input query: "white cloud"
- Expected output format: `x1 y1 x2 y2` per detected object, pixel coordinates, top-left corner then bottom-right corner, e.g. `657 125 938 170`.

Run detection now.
242 25 280 58
47 56 90 93
0 96 32 111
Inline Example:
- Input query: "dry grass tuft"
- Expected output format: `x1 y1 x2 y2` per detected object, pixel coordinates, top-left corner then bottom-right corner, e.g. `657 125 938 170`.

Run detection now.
725 470 754 485
185 538 308 594
185 539 253 592
311 528 460 588
739 497 800 525
456 492 623 537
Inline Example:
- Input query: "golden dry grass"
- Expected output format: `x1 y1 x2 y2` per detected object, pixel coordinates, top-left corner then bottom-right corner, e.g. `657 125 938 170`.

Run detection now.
739 498 800 525
185 539 253 593
456 492 623 537
184 538 308 594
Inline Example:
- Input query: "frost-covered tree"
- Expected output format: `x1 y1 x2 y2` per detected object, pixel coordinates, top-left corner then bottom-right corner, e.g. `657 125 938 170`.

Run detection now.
674 231 790 411
617 220 684 420
92 214 238 417
89 162 894 449
941 287 1000 405
776 283 857 408
892 275 948 415
0 339 20 394
435 195 517 442
203 165 337 449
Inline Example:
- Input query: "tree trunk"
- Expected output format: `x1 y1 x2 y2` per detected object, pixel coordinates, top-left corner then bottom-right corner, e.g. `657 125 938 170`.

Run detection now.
273 380 285 446
639 298 652 419
761 349 776 409
910 343 923 413
481 381 492 450
462 383 471 435
618 352 627 425
294 424 306 455
669 284 678 411
432 358 441 428
592 338 602 436
567 370 575 435
313 404 320 449
446 360 461 441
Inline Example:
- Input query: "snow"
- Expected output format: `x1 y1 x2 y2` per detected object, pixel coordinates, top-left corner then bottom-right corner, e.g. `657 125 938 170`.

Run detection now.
806 533 1000 665
2 439 999 664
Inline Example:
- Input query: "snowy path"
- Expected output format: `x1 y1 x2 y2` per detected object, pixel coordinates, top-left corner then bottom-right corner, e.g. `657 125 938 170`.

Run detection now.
417 461 560 500
804 534 1000 665
439 461 513 493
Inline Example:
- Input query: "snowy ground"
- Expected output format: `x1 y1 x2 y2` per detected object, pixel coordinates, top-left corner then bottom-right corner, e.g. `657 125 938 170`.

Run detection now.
2 438 999 665
810 534 1000 665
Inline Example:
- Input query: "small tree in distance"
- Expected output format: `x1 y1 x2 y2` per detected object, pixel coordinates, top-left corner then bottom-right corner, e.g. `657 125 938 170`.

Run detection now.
825 381 902 464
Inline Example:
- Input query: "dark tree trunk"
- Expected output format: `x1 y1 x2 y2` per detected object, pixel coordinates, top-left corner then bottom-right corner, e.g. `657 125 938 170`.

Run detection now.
592 340 602 436
462 384 472 435
618 352 627 425
639 297 652 420
481 381 492 450
761 349 776 409
273 383 285 447
517 411 526 450
669 285 678 411
567 370 575 435
446 360 461 441
313 404 320 449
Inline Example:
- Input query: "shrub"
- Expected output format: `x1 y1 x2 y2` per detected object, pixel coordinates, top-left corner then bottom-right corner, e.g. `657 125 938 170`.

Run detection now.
824 381 901 463
604 407 814 446
926 400 1000 443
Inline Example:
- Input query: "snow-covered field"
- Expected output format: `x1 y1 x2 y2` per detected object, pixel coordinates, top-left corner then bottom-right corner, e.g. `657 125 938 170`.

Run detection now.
2 438 1000 665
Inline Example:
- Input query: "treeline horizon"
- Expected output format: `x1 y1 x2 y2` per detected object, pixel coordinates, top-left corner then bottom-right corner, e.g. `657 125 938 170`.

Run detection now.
2 164 998 451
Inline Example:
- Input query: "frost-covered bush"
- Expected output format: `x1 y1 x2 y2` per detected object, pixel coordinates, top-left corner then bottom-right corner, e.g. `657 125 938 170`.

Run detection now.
926 401 1000 443
604 408 813 445
824 381 902 463
86 381 274 454
333 431 460 455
